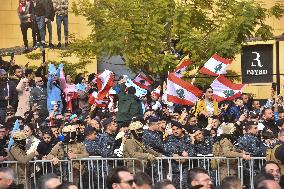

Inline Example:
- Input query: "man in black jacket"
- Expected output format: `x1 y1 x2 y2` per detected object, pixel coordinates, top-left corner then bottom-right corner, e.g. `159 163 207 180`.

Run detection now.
0 69 18 122
34 0 55 47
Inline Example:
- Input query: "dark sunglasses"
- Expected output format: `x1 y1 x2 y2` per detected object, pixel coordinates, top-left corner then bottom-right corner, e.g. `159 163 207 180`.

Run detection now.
119 179 134 186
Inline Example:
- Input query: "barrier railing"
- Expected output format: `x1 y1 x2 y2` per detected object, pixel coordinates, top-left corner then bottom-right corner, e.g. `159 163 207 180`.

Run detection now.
0 156 266 189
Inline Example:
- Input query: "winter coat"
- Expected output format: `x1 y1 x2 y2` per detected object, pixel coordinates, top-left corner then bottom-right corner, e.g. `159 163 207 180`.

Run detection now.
16 79 31 117
0 80 18 109
116 83 143 122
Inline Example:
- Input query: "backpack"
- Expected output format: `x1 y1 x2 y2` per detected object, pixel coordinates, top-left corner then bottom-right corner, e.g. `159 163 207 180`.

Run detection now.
211 141 221 170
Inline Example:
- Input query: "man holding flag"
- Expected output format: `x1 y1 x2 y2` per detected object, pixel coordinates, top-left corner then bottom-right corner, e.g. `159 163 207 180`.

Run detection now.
116 77 143 127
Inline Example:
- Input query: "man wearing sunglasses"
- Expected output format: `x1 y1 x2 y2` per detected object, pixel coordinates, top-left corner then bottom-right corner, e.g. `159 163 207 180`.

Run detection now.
106 167 135 189
30 76 48 117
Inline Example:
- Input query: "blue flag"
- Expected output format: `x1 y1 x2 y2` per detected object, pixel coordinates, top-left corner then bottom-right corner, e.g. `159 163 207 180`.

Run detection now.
8 120 20 150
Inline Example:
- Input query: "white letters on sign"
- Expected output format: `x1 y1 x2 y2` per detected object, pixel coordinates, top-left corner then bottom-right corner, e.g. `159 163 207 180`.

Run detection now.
251 52 263 67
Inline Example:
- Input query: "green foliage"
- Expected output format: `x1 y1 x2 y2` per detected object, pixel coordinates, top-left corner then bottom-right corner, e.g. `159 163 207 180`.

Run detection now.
25 52 42 60
69 0 284 80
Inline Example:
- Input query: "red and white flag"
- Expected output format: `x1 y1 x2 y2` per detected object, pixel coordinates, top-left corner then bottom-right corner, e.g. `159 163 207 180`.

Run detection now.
133 74 153 90
174 59 192 78
199 54 232 76
210 75 245 102
89 91 109 108
96 70 114 99
151 85 161 97
166 73 202 105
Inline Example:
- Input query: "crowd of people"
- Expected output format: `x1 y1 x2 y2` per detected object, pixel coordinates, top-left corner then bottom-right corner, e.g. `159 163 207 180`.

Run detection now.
18 0 68 52
0 53 284 189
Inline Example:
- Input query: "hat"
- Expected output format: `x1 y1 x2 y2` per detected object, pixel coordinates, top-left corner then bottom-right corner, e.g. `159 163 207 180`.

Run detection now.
220 122 235 135
13 131 27 140
0 69 7 75
129 121 143 131
62 124 77 133
101 117 114 128
170 120 184 129
84 126 96 136
147 116 159 123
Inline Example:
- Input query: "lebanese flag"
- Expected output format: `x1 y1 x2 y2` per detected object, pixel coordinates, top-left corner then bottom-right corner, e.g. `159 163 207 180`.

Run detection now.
96 70 114 99
133 74 153 89
210 75 245 102
199 54 232 76
174 59 192 78
151 85 161 97
166 73 202 105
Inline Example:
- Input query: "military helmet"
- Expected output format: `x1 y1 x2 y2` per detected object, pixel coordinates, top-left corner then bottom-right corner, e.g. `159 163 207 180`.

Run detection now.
62 124 77 133
13 131 27 140
220 122 235 135
128 121 143 131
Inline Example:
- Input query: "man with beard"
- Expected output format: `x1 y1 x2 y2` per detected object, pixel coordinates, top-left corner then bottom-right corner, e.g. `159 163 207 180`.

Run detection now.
7 131 37 189
261 108 278 134
123 121 162 173
163 120 193 189
0 69 17 122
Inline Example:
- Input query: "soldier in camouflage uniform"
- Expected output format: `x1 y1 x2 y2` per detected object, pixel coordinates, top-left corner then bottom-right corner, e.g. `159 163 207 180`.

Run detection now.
237 121 261 187
123 121 162 173
47 124 89 187
163 120 193 189
212 123 251 182
8 131 36 189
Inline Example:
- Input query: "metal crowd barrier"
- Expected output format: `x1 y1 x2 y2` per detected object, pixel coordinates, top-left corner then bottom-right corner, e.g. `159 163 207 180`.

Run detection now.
0 156 266 189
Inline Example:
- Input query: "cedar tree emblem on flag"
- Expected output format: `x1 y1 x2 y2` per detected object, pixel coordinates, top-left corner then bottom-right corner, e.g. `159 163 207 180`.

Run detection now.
176 89 185 99
223 90 235 98
200 54 232 76
139 80 146 84
214 63 223 73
